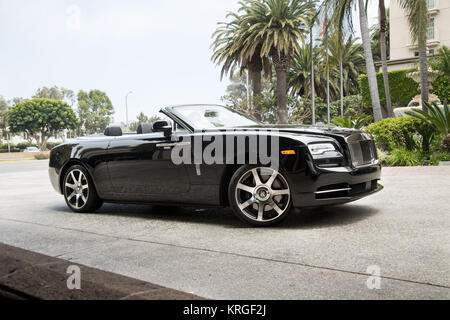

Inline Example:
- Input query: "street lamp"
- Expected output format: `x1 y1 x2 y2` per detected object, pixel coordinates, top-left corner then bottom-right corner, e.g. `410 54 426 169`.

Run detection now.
125 91 133 132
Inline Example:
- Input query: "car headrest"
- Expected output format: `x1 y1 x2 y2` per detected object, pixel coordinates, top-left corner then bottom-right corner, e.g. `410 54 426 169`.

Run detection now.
137 123 153 134
104 126 122 137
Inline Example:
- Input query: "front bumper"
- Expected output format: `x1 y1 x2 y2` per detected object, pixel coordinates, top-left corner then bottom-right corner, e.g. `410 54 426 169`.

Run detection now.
49 167 62 194
289 163 382 208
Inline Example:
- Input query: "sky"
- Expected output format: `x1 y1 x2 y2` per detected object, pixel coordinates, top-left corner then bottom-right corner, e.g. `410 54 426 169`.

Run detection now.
0 0 381 123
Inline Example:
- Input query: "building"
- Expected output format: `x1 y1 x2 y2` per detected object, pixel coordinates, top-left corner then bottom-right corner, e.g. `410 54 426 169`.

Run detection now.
388 0 450 71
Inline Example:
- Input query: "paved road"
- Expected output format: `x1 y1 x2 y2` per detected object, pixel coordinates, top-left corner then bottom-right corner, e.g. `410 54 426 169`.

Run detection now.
0 160 449 299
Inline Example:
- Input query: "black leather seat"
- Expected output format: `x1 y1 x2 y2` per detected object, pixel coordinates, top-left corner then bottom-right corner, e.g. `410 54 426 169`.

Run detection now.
137 123 153 134
104 126 122 136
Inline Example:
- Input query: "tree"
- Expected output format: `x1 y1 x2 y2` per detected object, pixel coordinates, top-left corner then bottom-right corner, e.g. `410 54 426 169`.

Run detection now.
33 86 75 105
7 98 78 150
378 0 393 117
322 0 383 121
327 32 366 97
398 0 429 111
77 90 114 135
370 8 390 62
211 12 271 120
0 97 9 139
289 45 338 101
289 33 365 103
129 112 161 132
222 73 277 123
241 0 315 124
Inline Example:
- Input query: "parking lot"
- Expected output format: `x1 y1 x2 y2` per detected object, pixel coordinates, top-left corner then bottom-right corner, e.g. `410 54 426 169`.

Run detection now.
0 160 449 299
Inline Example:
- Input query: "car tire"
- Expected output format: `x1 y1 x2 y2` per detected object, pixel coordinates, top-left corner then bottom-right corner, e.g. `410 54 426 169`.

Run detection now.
228 165 293 227
63 165 102 213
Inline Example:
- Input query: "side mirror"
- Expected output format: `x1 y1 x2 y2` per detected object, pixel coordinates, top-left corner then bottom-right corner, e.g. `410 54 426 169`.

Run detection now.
152 120 172 137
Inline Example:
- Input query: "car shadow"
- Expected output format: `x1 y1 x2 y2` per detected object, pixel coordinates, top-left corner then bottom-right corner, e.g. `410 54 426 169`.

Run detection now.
278 205 379 229
50 202 379 229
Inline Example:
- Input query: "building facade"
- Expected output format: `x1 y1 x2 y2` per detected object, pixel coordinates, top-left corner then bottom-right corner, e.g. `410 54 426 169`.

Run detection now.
388 0 450 71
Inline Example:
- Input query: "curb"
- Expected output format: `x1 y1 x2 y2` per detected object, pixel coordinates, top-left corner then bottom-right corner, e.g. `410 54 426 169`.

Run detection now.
0 243 205 300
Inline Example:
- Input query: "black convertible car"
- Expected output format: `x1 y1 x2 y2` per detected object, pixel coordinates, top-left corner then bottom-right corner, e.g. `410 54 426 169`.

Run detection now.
49 104 382 226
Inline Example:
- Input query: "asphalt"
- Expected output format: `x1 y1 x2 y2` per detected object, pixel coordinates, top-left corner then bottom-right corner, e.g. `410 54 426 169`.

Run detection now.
0 160 449 299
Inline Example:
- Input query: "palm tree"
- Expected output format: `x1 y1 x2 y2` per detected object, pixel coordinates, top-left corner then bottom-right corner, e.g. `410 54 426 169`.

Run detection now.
370 10 390 62
321 0 383 121
378 0 393 117
430 46 450 75
289 45 338 100
407 101 450 151
398 0 429 111
240 0 315 124
211 12 270 120
327 32 366 97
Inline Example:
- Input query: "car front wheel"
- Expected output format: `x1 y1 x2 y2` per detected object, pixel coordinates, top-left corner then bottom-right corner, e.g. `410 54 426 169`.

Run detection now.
228 165 293 227
63 165 102 213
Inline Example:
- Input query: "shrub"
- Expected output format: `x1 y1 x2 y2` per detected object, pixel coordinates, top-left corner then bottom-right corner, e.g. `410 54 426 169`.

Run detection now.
16 142 32 150
377 149 389 166
385 148 424 167
34 152 50 160
360 69 419 107
331 113 372 129
406 101 450 152
365 116 428 151
431 76 449 103
429 151 450 165
0 143 10 150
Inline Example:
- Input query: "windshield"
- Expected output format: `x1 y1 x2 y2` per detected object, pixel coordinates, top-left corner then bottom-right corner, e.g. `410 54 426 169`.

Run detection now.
171 105 261 129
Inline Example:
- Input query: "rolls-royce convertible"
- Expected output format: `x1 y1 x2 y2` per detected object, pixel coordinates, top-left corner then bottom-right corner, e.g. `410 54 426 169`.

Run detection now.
49 104 382 226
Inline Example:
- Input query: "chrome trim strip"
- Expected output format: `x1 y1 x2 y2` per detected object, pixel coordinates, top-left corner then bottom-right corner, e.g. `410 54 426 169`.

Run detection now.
314 188 352 194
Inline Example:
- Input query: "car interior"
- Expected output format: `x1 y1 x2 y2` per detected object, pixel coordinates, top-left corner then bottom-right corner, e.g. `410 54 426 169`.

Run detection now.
103 120 172 137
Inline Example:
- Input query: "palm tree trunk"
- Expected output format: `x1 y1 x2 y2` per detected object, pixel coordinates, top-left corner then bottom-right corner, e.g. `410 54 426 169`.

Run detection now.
379 0 393 118
419 35 429 111
358 0 383 122
273 53 289 124
249 57 263 120
310 25 315 125
340 53 344 117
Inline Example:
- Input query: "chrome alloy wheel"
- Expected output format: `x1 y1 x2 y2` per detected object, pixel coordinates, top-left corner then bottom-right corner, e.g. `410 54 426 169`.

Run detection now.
64 169 89 210
234 167 291 223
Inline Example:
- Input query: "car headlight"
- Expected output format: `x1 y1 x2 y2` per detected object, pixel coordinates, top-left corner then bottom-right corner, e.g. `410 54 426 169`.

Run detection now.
308 143 336 155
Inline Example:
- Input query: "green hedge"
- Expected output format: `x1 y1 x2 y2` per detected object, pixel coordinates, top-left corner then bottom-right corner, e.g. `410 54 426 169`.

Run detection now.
359 69 419 107
365 116 429 151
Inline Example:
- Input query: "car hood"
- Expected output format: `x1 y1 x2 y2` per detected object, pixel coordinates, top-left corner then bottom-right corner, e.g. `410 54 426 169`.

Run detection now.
202 124 365 139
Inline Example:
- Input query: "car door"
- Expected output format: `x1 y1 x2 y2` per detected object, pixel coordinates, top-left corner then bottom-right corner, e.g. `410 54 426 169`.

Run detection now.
105 131 190 202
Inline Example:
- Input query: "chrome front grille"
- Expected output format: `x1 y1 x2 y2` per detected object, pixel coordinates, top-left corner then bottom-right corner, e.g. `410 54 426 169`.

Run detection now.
347 134 378 168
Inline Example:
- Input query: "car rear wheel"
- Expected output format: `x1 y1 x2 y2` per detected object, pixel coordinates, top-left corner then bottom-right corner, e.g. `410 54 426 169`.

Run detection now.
63 165 102 213
228 165 293 227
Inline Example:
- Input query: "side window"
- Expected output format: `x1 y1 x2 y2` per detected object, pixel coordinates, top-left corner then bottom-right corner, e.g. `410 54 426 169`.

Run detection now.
174 122 188 133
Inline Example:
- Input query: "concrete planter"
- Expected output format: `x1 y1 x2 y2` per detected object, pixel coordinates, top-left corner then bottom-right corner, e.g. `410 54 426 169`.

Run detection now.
439 161 450 166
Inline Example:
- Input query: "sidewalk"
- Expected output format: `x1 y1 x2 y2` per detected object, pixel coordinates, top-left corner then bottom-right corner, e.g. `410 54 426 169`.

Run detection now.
0 243 205 300
0 151 49 161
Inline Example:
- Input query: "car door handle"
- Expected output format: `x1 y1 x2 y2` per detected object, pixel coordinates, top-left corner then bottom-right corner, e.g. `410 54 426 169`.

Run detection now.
156 142 191 148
